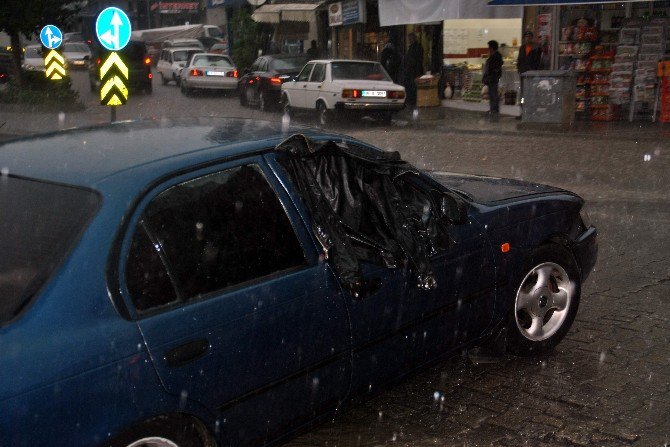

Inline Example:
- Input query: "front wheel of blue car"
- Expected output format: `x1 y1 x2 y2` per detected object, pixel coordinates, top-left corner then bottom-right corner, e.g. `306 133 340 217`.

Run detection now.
109 416 212 447
507 244 581 356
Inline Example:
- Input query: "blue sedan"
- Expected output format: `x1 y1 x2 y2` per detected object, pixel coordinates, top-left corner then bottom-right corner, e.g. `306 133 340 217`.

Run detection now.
0 119 596 447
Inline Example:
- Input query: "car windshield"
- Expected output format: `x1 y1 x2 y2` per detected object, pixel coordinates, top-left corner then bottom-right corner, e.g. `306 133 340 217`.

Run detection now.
62 43 89 53
331 61 391 81
207 27 222 38
173 50 198 62
191 55 232 68
25 47 41 58
0 177 99 324
270 57 309 71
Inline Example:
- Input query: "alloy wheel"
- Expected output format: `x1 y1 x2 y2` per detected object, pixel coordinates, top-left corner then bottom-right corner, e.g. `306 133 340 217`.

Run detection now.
514 262 575 342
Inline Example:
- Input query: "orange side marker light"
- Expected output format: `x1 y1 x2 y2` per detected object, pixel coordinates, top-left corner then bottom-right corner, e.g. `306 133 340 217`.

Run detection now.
501 242 511 253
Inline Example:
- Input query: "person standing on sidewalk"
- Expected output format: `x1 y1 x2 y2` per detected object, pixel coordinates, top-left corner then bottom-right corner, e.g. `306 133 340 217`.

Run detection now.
483 40 503 116
403 33 423 108
380 35 401 83
516 31 542 119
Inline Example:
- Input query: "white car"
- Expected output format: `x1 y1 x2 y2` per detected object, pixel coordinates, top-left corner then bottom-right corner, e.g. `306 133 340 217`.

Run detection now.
179 53 237 95
281 59 406 125
22 45 44 71
156 47 203 85
61 42 91 69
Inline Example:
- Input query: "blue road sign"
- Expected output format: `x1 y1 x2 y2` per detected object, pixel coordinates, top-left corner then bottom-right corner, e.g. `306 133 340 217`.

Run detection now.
96 7 132 51
40 25 63 50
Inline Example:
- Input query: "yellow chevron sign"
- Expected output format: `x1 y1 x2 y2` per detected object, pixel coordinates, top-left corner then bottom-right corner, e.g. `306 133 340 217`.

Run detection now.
44 50 66 80
99 52 129 106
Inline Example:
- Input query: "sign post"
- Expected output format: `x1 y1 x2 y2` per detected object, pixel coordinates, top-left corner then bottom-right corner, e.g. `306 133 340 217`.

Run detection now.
95 7 132 122
39 25 66 80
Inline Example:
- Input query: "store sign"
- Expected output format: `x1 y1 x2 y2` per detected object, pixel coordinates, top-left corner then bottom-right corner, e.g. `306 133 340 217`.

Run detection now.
329 2 343 26
151 2 200 13
489 0 646 4
329 0 366 27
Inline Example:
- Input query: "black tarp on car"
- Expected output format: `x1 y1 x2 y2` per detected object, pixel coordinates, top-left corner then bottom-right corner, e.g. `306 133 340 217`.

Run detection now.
276 134 453 298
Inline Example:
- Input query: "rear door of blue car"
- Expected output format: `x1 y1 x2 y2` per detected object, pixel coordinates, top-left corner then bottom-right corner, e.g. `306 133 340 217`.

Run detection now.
117 156 351 446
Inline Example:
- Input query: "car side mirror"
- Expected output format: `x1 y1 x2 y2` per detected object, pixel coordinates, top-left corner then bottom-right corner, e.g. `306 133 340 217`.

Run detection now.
440 193 469 225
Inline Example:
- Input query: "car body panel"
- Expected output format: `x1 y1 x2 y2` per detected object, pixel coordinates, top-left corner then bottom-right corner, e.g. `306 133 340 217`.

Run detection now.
282 60 405 114
0 119 597 447
156 47 203 83
181 53 237 90
22 45 45 71
239 55 309 109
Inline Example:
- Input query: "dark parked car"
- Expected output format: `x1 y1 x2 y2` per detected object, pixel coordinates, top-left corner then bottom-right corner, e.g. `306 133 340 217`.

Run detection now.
0 119 596 447
0 49 12 83
88 40 153 94
239 54 309 111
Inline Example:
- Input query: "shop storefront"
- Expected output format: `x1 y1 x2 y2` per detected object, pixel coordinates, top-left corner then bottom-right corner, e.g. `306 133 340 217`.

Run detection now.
492 0 670 121
150 2 203 27
327 0 381 60
379 0 523 107
252 2 324 54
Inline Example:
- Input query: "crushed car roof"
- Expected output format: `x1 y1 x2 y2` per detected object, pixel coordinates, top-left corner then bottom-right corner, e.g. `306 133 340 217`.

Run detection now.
0 118 326 187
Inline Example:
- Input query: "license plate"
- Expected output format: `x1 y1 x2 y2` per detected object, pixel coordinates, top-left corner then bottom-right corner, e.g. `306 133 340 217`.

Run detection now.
206 71 226 76
362 90 386 97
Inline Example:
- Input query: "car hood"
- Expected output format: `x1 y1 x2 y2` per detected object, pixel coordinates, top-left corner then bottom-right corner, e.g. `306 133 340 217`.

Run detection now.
428 171 566 204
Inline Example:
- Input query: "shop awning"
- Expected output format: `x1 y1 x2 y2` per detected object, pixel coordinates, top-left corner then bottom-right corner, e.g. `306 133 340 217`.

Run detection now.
379 0 522 27
489 0 646 4
252 3 324 24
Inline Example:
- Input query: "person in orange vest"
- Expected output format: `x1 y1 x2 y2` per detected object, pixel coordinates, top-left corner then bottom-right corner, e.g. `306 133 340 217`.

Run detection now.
516 31 542 119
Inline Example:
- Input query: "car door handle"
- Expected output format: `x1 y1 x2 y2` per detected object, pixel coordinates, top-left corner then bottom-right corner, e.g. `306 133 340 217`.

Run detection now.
164 339 210 367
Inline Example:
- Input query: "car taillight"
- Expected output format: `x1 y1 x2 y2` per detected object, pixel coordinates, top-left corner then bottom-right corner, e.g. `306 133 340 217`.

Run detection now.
191 69 204 76
269 77 282 86
96 58 101 65
148 73 153 79
388 90 405 99
144 57 151 65
226 70 238 78
342 89 362 99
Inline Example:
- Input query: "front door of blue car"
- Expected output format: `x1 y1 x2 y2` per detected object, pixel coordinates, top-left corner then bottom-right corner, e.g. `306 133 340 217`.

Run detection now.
119 158 351 446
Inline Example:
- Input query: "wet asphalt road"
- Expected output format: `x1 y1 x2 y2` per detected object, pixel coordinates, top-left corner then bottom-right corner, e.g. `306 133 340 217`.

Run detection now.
4 71 670 446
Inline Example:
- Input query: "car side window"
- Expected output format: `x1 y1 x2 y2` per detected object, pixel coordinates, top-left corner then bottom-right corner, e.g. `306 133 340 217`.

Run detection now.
250 59 260 72
309 63 325 82
125 164 307 313
297 63 314 82
260 59 268 72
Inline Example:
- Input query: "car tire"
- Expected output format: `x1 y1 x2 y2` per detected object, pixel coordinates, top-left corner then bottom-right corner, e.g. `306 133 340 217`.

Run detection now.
240 86 248 106
180 82 190 96
173 73 180 86
317 101 330 127
282 96 293 119
161 73 168 86
379 111 393 124
145 82 153 94
506 244 581 356
258 90 267 112
109 417 209 447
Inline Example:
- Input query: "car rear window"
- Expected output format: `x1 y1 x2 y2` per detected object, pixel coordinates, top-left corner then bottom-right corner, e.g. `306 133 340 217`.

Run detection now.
191 55 233 68
271 57 309 71
0 177 99 324
331 61 391 81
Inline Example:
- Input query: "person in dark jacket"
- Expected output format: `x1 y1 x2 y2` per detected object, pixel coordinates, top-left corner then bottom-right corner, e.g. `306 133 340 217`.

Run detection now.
516 31 542 118
306 40 320 60
483 40 503 115
380 35 401 83
403 33 423 107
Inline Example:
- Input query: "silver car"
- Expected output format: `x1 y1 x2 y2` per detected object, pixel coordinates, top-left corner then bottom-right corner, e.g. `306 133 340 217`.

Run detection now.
180 53 237 95
62 42 91 69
